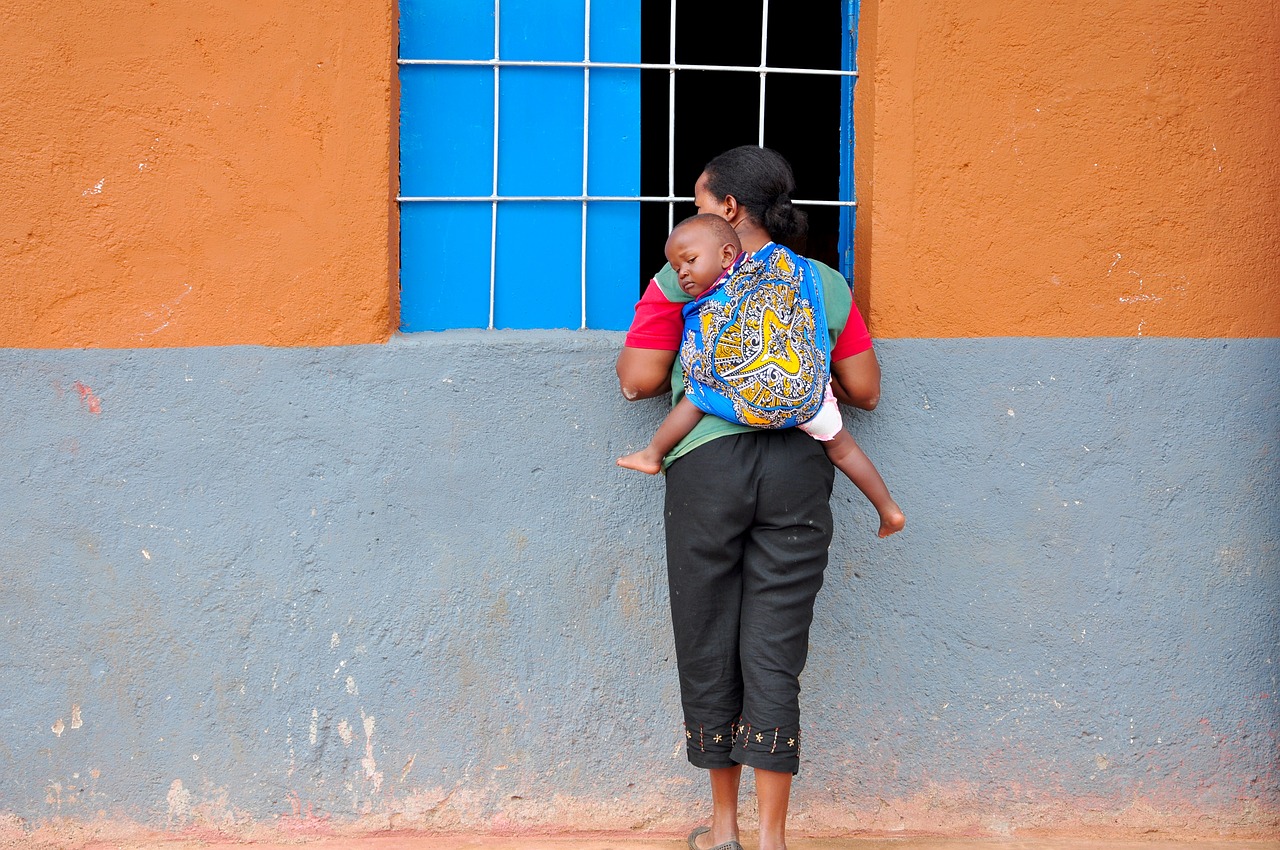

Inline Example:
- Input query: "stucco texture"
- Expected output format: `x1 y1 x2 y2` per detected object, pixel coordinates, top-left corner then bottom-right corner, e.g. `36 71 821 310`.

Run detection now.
854 0 1280 338
2 0 1279 844
0 0 396 348
1 335 1276 839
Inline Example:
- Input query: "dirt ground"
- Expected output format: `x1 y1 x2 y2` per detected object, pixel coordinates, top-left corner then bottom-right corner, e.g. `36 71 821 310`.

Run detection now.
49 833 1279 850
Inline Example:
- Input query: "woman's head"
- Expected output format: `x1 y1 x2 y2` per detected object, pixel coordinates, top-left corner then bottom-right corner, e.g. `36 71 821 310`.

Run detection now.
695 145 808 248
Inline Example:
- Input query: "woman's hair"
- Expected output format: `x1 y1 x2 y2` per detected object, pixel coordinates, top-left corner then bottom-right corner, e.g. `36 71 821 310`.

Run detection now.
702 145 808 248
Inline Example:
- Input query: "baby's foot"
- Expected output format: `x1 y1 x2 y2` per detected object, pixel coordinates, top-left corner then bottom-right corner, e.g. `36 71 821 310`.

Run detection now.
616 451 662 475
878 503 906 538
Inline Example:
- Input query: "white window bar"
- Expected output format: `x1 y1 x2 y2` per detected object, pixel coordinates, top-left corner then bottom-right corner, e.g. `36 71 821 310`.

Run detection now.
758 0 769 146
489 0 501 329
668 0 678 237
581 1 591 329
398 194 854 206
399 57 858 76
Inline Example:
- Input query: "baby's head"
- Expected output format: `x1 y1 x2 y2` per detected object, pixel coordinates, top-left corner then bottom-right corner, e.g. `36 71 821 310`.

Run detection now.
664 214 742 297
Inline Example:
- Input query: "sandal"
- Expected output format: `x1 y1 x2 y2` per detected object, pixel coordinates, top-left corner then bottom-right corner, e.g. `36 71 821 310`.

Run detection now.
687 825 744 850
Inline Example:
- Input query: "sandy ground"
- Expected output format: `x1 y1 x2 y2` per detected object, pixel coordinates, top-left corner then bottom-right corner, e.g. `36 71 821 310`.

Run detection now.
43 833 1277 850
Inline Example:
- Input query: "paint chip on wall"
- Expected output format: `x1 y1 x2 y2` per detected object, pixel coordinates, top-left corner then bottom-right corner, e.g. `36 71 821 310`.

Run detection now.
167 779 192 824
73 382 102 414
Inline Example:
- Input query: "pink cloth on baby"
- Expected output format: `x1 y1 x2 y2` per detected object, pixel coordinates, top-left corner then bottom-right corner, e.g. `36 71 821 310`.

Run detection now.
798 383 843 442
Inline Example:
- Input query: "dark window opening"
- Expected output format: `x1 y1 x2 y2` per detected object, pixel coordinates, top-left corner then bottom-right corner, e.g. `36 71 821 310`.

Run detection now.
639 2 846 293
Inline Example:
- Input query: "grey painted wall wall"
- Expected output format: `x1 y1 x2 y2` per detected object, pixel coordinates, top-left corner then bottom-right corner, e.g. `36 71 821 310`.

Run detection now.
1 334 1275 836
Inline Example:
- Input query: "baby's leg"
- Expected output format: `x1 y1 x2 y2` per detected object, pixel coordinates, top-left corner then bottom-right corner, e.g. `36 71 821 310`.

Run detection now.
617 397 705 475
821 431 906 538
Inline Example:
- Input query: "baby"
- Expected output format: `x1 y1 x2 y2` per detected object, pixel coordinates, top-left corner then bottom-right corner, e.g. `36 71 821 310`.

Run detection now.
617 214 905 538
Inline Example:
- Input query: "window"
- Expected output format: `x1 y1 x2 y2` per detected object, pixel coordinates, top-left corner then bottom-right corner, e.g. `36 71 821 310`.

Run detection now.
398 1 857 331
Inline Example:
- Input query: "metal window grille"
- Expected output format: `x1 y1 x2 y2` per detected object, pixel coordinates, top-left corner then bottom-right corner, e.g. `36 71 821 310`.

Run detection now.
397 0 858 330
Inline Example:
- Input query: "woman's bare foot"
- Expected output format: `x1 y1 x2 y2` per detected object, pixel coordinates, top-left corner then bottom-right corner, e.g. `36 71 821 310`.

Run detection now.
878 503 906 538
616 450 663 474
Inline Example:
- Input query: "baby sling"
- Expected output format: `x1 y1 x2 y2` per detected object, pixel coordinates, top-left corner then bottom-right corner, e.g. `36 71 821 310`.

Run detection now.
679 242 830 429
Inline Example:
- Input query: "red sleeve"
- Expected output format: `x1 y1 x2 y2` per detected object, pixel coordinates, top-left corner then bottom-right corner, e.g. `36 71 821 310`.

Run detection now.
831 298 873 361
623 279 684 351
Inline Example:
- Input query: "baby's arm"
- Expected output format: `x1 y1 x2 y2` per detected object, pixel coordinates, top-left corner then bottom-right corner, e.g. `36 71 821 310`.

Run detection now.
617 397 705 475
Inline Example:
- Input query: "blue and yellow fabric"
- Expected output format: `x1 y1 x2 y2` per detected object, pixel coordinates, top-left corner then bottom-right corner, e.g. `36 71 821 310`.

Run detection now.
679 243 831 429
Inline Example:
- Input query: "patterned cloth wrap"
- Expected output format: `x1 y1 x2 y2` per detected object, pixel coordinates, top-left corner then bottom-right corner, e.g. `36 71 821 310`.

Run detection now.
679 242 831 429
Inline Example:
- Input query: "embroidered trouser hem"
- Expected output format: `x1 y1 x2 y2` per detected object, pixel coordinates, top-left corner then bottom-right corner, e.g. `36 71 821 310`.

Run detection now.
684 718 803 775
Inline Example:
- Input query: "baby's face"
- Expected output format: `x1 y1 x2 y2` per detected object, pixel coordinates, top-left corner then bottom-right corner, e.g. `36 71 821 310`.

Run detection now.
665 227 737 297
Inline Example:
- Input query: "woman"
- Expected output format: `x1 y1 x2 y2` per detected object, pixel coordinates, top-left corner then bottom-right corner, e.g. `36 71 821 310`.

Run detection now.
616 145 881 850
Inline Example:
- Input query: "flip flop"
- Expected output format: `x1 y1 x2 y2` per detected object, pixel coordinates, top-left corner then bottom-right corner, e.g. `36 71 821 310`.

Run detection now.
687 825 744 850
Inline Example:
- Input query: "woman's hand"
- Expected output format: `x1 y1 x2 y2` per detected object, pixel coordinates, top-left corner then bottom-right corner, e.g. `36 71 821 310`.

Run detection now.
831 348 881 410
616 346 676 400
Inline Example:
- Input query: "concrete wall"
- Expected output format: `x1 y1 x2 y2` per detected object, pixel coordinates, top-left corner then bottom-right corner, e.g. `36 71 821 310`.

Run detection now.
1 336 1276 841
1 0 1278 843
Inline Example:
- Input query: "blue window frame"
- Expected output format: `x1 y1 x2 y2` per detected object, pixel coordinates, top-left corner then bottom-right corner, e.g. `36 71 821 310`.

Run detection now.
398 1 857 331
399 0 640 331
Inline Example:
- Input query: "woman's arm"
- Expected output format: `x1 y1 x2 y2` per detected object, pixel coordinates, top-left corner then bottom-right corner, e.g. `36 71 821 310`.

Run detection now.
830 348 881 410
826 281 880 410
618 276 684 400
616 346 676 400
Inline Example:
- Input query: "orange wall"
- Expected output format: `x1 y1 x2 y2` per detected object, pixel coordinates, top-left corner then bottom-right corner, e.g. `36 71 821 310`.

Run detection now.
6 2 1275 346
0 1 396 348
856 0 1280 338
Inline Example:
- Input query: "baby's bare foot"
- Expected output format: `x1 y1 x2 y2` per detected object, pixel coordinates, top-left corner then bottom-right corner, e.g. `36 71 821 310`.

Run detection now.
878 504 906 538
616 451 662 475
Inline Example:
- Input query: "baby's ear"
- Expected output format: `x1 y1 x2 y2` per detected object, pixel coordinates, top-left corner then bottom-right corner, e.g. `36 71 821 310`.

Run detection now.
721 243 738 267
